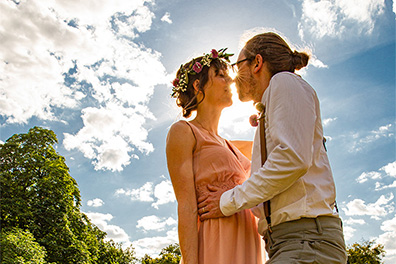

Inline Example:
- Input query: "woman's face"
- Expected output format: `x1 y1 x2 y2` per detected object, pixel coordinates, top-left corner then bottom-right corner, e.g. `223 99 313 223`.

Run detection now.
202 67 233 108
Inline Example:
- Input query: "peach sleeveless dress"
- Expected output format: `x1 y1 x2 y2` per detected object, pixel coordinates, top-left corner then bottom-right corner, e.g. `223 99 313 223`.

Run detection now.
182 121 263 264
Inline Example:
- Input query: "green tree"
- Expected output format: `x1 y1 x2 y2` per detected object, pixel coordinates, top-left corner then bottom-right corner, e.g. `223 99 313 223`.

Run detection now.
0 227 47 264
347 240 386 264
97 239 137 264
0 127 135 263
141 244 181 264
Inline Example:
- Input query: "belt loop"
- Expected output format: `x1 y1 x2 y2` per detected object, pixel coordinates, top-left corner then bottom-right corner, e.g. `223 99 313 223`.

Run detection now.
265 228 274 246
315 217 323 235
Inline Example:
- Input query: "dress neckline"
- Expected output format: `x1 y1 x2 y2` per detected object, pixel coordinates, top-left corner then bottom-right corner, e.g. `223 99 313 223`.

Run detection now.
188 121 239 159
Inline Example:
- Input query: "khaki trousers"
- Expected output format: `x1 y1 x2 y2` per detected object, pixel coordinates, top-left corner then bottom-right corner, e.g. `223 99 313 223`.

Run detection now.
263 216 347 264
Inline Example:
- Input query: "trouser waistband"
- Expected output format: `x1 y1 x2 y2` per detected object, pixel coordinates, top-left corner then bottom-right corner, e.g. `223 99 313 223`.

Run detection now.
268 216 342 238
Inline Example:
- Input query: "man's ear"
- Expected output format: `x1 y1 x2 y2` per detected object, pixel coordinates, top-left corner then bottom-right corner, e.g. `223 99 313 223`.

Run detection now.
193 79 200 92
253 54 263 74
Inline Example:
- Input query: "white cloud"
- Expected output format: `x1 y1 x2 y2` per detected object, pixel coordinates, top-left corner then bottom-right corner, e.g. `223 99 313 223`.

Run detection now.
87 198 104 207
1 0 168 171
0 0 85 123
132 227 178 258
64 102 155 171
357 171 382 183
342 193 395 220
137 215 177 232
161 12 172 24
343 225 356 241
299 0 386 39
377 214 396 263
356 161 396 191
85 212 130 244
376 180 396 191
152 180 176 209
115 179 176 208
343 217 366 225
309 56 328 68
394 0 396 19
323 117 337 127
115 182 154 202
381 161 396 177
349 123 394 152
342 217 366 241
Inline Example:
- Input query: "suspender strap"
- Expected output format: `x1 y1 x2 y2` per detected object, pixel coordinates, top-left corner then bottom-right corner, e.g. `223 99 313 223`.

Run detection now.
259 109 272 233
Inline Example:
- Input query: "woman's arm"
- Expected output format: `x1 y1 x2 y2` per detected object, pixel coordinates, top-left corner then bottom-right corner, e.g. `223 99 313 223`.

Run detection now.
230 140 253 160
166 121 198 264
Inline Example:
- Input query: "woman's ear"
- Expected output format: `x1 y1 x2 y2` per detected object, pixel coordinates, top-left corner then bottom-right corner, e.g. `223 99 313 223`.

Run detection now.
193 79 200 93
253 54 263 74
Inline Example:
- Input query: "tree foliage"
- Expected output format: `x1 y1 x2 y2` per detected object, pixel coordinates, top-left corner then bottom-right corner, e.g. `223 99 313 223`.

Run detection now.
141 244 181 264
0 127 136 263
0 227 47 264
347 239 386 264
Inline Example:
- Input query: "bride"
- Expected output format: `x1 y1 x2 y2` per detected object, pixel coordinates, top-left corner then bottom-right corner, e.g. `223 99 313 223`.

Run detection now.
166 48 263 264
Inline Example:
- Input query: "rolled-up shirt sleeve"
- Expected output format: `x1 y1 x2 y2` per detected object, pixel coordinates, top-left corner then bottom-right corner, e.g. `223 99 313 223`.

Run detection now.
220 73 317 216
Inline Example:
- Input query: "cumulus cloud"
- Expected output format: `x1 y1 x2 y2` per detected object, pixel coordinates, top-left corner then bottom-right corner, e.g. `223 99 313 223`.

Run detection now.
349 123 394 152
377 214 396 263
394 1 396 19
343 217 366 225
161 12 172 24
342 193 394 220
115 179 176 208
132 227 178 258
342 217 366 241
322 117 337 127
357 171 382 183
343 225 356 241
136 215 177 232
85 212 130 244
87 198 104 207
1 0 168 171
115 182 154 202
356 161 396 190
152 180 176 209
299 0 386 39
381 161 396 177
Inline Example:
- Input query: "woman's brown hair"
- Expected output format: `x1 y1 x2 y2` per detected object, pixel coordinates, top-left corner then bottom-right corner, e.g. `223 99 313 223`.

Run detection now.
175 58 228 118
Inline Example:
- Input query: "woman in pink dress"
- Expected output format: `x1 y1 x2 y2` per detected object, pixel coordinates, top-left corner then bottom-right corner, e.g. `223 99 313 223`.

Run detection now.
166 49 263 264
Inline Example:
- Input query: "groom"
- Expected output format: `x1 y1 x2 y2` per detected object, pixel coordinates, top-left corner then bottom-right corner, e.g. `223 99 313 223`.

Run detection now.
197 32 347 263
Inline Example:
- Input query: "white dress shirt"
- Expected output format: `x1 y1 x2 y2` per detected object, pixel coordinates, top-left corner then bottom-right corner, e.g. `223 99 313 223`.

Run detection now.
220 71 339 235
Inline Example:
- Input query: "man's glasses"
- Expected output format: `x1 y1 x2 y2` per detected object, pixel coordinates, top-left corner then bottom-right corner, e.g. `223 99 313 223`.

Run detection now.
231 58 251 72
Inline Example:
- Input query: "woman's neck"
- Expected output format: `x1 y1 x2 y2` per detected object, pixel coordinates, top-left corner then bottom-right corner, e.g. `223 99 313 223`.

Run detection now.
194 106 222 134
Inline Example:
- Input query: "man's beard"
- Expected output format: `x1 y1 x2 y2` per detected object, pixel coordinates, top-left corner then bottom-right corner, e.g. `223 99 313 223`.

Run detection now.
235 71 257 102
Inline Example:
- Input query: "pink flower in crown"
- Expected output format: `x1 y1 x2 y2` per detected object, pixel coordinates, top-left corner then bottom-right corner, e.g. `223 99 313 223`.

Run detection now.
172 78 179 87
193 62 203 73
211 49 219 58
249 114 259 127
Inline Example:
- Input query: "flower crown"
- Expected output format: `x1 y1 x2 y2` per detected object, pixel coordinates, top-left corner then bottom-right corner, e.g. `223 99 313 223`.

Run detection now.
171 48 233 98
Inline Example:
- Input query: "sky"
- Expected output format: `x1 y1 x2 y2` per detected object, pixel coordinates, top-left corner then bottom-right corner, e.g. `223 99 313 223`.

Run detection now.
0 0 395 262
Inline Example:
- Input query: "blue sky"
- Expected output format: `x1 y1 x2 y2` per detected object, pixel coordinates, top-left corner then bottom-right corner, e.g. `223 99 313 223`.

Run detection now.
1 0 395 262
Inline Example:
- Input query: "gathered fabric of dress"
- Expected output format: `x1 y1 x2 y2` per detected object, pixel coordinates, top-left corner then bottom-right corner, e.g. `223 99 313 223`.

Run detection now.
181 121 263 264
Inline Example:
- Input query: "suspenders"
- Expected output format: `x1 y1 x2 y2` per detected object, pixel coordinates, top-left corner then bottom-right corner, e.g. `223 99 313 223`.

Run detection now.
259 108 272 233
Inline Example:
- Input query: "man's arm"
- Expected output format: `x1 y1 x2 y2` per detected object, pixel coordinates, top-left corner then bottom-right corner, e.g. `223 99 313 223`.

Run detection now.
200 74 316 219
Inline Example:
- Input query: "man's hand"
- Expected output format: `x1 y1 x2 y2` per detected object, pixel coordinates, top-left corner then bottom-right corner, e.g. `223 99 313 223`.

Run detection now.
197 185 226 221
